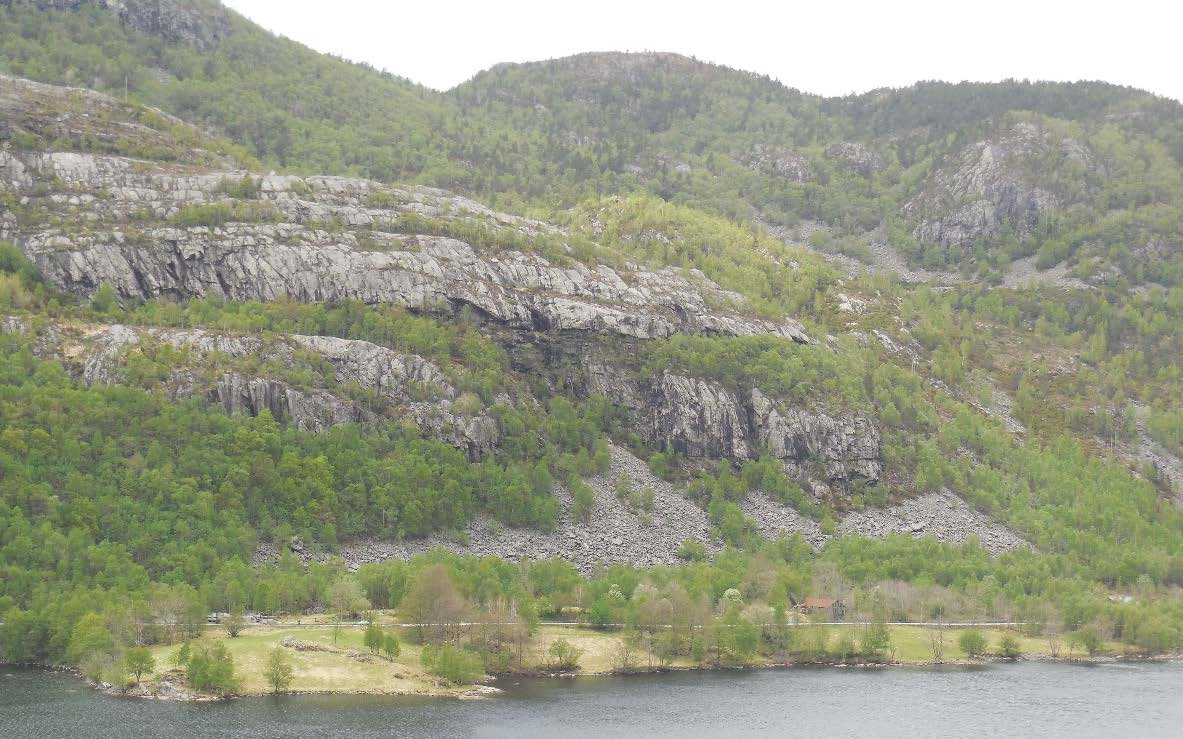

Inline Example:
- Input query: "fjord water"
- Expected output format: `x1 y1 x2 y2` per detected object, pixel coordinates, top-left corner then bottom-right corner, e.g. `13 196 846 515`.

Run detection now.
3 662 1181 738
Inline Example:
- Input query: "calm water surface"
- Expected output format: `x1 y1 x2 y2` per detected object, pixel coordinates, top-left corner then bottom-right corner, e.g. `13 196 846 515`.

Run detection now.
2 662 1181 738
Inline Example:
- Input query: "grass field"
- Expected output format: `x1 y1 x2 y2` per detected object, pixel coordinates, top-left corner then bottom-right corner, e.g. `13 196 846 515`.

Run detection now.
144 619 1123 697
148 625 462 697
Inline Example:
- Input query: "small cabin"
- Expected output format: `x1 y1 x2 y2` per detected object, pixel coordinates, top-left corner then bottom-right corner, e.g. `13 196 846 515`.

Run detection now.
798 597 846 621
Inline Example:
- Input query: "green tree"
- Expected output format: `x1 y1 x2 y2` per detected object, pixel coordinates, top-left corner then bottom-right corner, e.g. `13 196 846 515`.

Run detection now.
124 647 155 685
187 642 239 696
382 632 401 660
90 283 117 313
224 606 247 638
1067 625 1103 656
67 613 114 664
419 644 483 683
860 622 893 662
330 577 371 618
676 538 707 561
569 476 595 522
169 641 192 668
832 632 857 663
363 620 384 654
718 607 760 665
263 646 294 694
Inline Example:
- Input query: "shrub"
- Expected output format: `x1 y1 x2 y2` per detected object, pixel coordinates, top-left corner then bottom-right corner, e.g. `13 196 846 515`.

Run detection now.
382 632 401 660
997 633 1022 659
171 201 278 228
569 476 595 522
216 175 260 199
90 283 118 313
860 622 893 662
547 638 584 671
831 632 857 663
364 620 384 653
420 644 484 684
1067 625 1103 656
958 629 987 659
676 538 707 561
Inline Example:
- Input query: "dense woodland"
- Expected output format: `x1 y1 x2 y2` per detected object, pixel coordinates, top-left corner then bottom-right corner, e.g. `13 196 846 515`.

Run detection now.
0 0 1182 682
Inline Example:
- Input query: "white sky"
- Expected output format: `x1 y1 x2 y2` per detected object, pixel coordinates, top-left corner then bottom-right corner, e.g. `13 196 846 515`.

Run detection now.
222 0 1183 102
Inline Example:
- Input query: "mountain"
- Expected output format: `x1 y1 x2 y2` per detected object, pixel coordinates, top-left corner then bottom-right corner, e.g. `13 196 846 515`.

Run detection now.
4 1 1182 286
0 0 1181 670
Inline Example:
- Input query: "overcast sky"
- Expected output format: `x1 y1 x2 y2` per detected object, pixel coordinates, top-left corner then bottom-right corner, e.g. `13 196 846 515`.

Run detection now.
221 0 1182 102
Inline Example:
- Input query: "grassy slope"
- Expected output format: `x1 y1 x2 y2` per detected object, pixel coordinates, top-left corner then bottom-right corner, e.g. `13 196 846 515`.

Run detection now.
145 621 1124 698
148 626 461 697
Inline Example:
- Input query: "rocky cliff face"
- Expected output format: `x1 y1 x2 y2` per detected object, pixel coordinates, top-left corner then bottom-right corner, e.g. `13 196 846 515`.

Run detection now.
118 0 231 50
2 74 879 490
904 119 1099 249
585 362 881 484
825 142 883 177
2 147 809 344
1 1 231 50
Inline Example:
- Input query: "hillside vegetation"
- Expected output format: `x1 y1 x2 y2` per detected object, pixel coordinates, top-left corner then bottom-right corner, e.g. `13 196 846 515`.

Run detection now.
0 0 1180 693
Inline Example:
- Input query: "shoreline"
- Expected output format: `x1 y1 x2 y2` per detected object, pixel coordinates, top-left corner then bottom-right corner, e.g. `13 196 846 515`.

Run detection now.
9 651 1180 703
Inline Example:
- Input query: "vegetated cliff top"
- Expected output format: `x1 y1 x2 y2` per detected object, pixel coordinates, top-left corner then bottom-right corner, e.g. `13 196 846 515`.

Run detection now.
0 74 251 167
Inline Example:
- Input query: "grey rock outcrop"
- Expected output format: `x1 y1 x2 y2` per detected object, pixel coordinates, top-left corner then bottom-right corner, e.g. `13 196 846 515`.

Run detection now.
0 1 231 50
746 144 814 183
118 0 231 51
825 142 883 177
586 364 881 484
209 372 363 432
749 388 881 480
3 146 810 345
905 120 1098 249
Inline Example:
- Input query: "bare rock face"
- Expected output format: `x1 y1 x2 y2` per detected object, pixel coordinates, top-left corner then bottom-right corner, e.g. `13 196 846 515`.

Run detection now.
118 0 232 51
209 372 363 432
646 373 752 460
28 232 807 342
746 144 814 183
905 119 1098 249
4 146 810 345
825 142 884 177
586 364 881 485
749 388 881 481
0 1 231 50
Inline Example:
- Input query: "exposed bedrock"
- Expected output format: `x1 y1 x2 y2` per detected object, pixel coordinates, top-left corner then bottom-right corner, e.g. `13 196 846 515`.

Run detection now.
584 361 881 485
